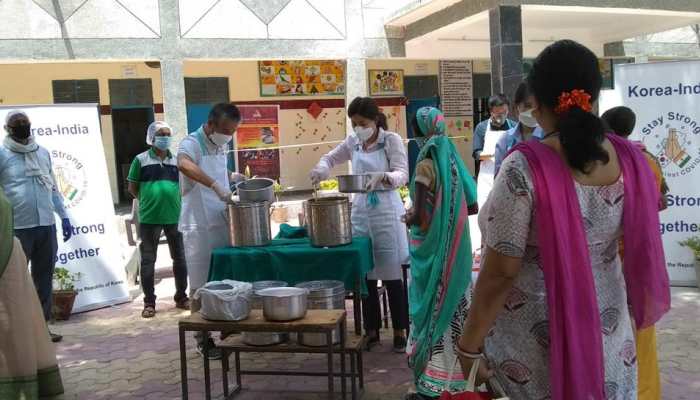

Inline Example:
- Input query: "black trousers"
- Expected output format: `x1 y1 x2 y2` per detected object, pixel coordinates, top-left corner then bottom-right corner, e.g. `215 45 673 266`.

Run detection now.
139 223 188 306
362 279 408 332
15 225 58 321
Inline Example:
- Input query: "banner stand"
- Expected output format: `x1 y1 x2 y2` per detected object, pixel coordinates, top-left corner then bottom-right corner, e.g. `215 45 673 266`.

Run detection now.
611 61 700 287
0 104 130 312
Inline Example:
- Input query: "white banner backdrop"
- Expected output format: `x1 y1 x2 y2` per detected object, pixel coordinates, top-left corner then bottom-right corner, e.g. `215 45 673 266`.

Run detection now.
0 104 130 311
612 61 700 286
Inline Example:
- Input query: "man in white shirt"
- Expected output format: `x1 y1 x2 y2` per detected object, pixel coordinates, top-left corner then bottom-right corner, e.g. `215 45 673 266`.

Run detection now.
177 103 240 360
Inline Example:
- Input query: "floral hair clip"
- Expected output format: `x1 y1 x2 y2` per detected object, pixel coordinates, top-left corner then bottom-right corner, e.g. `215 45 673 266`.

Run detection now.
554 89 592 114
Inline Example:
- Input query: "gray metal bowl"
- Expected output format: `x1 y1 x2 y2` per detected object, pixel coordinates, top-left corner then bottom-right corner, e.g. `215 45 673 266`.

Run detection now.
237 178 275 203
336 174 369 193
257 287 308 321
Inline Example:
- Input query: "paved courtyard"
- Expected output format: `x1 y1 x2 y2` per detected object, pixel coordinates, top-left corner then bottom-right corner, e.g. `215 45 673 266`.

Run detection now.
49 277 700 400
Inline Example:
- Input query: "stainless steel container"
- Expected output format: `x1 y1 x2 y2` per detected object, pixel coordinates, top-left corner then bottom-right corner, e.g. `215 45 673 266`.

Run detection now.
237 178 275 203
337 174 369 193
304 196 352 247
258 287 309 321
250 280 289 308
227 201 271 247
242 281 289 346
295 280 346 347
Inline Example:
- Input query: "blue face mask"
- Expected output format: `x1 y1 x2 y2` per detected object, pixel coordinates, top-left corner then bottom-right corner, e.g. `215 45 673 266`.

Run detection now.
415 136 427 149
153 136 171 150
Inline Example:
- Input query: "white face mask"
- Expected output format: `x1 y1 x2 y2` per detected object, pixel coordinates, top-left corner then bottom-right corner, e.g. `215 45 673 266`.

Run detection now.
210 132 232 146
354 126 375 142
518 109 538 128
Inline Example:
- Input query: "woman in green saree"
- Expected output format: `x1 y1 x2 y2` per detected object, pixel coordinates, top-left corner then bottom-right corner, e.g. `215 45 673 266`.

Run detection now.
403 107 478 399
0 189 64 399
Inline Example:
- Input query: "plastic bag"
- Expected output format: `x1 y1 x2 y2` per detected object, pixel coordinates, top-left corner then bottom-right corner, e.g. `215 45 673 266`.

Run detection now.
439 358 509 400
194 280 253 321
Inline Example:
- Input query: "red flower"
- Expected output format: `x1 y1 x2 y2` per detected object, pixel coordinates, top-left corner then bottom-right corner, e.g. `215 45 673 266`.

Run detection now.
554 89 592 114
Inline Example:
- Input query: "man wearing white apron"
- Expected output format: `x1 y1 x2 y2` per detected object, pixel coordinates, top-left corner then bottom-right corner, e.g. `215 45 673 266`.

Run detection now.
177 103 241 360
469 95 515 252
310 97 410 353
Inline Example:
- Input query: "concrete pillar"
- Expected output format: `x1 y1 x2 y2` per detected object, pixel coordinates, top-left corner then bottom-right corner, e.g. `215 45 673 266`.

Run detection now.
344 58 368 135
161 59 188 142
489 5 523 102
604 41 626 57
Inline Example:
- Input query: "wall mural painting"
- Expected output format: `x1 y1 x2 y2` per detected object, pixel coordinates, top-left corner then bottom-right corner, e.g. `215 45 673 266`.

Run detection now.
259 60 346 97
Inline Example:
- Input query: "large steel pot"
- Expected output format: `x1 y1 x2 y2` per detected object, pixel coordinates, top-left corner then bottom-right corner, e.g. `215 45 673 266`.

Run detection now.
237 178 275 203
227 201 271 247
295 280 345 347
257 287 308 321
304 196 352 247
242 281 289 346
337 174 369 193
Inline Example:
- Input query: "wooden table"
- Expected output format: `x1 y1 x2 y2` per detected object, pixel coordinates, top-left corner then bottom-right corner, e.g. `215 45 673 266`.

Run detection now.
178 310 348 400
218 332 365 400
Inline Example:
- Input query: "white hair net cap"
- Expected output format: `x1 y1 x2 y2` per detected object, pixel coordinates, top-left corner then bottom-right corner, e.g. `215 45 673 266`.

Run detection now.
5 110 28 125
146 121 172 145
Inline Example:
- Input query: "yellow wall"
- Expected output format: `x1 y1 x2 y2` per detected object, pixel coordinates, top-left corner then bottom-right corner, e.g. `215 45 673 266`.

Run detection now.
183 60 345 102
0 61 164 203
365 58 477 174
184 60 348 190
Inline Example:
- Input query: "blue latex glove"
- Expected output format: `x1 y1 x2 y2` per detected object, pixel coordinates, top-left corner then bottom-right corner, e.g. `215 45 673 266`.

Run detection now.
62 218 72 242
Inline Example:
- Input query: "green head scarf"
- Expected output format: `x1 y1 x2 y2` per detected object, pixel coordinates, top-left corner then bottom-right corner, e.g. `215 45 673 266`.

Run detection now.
408 107 477 384
415 106 446 137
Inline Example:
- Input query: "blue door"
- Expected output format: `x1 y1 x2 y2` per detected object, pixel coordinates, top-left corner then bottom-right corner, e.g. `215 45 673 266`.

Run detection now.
405 97 439 179
186 103 238 174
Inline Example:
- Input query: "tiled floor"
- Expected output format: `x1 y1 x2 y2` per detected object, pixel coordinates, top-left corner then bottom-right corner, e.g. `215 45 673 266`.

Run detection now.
50 277 699 399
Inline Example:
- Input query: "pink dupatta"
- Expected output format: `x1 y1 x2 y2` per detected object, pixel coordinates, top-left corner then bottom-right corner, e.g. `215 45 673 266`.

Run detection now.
513 134 670 400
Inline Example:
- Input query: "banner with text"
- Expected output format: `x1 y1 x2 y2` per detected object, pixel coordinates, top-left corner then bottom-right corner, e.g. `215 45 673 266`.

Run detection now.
0 104 129 311
613 61 700 285
236 105 281 181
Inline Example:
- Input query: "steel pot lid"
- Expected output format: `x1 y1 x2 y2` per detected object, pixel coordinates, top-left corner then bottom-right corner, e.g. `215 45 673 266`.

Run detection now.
295 280 345 297
206 283 234 291
227 200 270 208
257 287 308 297
252 280 289 290
237 178 274 191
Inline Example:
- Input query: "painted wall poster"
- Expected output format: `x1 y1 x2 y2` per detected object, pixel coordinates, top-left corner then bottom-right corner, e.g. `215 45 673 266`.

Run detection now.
369 69 405 97
259 60 346 97
237 150 281 181
236 105 281 180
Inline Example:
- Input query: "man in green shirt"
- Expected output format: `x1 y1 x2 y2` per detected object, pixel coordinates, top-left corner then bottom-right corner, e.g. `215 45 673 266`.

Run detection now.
128 121 189 318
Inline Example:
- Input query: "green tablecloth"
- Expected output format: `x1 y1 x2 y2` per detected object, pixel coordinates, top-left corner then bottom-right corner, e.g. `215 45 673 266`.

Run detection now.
208 237 374 295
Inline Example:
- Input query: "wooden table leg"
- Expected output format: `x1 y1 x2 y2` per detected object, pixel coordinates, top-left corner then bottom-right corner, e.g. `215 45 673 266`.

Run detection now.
350 348 357 400
179 327 188 400
353 280 362 335
202 331 211 400
222 350 229 398
340 320 347 400
235 351 242 389
358 348 364 389
327 330 334 398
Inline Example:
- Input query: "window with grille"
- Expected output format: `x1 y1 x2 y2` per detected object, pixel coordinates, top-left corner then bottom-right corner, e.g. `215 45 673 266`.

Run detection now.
52 79 100 103
108 79 154 107
185 77 230 104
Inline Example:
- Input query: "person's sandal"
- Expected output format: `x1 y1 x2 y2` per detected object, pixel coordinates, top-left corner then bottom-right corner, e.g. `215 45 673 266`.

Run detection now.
364 334 380 351
141 306 156 318
175 298 191 310
393 336 407 353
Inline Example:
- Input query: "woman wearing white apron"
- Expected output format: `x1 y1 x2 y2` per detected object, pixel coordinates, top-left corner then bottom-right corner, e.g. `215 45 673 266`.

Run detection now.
310 97 410 352
177 103 241 360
